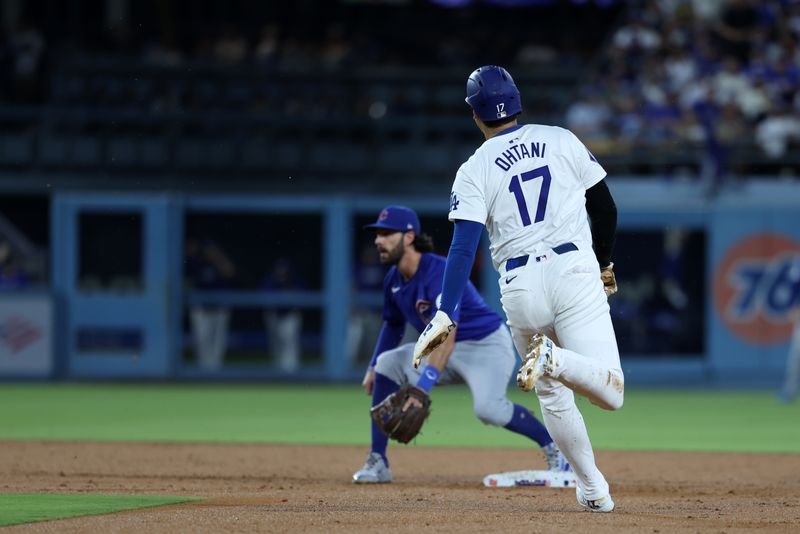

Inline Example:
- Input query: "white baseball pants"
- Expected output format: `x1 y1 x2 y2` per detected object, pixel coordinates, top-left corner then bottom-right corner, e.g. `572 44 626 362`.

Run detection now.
500 245 624 501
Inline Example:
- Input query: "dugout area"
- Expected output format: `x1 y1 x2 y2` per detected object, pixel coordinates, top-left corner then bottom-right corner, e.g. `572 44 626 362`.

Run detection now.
1 385 798 532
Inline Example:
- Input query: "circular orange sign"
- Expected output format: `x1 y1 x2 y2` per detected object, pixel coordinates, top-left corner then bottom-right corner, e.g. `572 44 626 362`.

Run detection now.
713 233 800 344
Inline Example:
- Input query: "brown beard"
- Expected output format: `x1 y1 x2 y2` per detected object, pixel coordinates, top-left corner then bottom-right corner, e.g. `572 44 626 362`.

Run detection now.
381 239 405 265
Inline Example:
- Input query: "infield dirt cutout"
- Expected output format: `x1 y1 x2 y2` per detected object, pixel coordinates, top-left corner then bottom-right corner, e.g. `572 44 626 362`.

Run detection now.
2 441 799 533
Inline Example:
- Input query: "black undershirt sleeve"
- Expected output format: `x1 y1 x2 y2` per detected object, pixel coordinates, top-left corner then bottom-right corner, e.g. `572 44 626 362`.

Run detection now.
585 180 617 268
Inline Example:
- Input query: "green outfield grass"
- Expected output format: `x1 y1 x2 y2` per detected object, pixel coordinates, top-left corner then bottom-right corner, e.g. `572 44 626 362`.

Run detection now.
0 493 197 527
0 384 798 453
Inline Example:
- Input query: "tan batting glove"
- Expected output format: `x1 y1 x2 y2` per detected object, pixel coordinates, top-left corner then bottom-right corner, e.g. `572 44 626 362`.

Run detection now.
600 262 618 297
413 310 455 369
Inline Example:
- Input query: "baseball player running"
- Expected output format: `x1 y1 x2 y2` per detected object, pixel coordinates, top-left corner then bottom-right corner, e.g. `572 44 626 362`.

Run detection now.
353 205 571 483
413 66 623 512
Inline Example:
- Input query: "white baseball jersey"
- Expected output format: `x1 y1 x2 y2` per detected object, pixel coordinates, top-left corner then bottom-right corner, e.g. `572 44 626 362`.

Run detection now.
448 124 606 270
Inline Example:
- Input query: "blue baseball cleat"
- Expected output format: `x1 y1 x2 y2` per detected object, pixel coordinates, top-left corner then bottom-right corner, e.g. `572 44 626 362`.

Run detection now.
542 442 572 472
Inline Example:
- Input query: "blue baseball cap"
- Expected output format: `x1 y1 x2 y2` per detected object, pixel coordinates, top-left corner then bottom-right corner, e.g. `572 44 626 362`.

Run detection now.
364 205 421 234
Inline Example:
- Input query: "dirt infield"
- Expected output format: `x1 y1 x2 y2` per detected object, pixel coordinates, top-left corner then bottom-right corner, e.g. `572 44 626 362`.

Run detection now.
2 441 799 533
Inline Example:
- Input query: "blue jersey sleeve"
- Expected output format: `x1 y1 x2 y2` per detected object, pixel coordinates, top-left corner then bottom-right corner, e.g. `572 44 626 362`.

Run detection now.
439 220 484 317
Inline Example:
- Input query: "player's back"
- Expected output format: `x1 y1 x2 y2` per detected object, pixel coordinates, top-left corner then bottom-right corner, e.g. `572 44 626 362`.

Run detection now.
449 123 606 270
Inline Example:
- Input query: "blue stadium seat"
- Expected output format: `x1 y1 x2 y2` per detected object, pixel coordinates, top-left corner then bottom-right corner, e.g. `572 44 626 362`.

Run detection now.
174 139 236 170
71 136 102 166
378 144 452 174
241 139 271 169
0 134 34 165
207 141 237 168
38 136 69 166
273 143 302 170
174 140 208 169
107 138 137 167
53 76 87 104
223 82 253 109
377 145 416 172
140 140 169 168
308 143 370 172
434 86 463 109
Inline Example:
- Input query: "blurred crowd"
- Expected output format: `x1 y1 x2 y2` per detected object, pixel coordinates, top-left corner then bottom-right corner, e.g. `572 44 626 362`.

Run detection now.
0 0 797 170
568 0 800 170
0 1 618 119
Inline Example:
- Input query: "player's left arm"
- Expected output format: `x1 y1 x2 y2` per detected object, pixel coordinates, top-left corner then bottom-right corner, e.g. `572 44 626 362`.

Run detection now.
585 180 618 296
413 219 483 365
566 128 619 296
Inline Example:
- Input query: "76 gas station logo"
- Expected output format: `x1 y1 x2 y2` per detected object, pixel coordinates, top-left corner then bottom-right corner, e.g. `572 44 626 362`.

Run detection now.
714 233 800 344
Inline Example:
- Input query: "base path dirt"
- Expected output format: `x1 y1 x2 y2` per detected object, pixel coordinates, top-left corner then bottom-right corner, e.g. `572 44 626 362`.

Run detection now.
1 441 799 533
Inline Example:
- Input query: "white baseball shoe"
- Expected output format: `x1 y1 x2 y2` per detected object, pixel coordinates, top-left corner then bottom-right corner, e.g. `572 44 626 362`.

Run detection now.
352 452 393 484
517 333 555 392
576 486 615 513
542 442 572 472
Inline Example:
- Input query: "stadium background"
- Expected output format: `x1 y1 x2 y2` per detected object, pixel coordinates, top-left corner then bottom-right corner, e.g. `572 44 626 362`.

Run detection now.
0 0 799 531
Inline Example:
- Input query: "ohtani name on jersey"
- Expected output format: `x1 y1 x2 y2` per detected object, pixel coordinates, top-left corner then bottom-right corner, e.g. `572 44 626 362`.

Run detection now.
494 142 546 171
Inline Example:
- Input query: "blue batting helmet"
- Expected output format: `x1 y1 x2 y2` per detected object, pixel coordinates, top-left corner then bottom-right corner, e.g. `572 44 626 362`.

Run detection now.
465 65 522 122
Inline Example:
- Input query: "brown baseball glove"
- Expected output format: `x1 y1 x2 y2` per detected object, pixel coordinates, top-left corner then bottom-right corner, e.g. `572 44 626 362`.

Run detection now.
370 385 432 444
601 262 618 297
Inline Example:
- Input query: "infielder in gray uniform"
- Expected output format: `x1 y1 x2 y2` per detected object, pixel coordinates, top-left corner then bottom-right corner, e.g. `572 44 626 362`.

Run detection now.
414 66 623 512
353 205 571 483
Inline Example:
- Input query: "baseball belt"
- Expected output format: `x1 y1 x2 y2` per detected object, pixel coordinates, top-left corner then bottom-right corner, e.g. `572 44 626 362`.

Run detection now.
505 242 578 271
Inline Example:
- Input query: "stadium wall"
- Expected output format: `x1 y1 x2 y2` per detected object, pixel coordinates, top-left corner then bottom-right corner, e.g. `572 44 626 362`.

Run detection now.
1 179 798 388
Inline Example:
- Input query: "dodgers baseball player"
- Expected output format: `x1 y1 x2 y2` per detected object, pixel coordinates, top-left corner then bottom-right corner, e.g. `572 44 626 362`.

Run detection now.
413 66 623 512
352 205 570 483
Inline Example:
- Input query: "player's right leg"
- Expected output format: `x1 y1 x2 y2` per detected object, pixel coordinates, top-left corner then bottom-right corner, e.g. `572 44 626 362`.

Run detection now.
519 314 624 411
533 376 612 508
510 326 613 505
517 250 624 410
352 343 413 483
